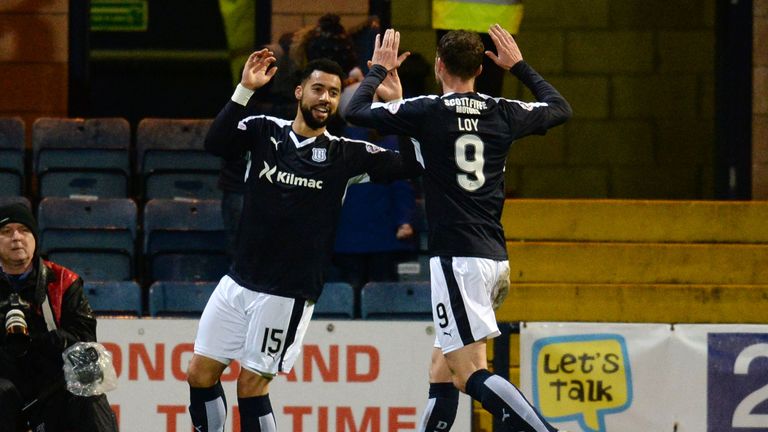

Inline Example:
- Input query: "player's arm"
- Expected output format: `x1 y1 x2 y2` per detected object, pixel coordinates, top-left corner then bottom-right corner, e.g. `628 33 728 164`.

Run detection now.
205 49 278 160
487 24 572 132
345 29 420 135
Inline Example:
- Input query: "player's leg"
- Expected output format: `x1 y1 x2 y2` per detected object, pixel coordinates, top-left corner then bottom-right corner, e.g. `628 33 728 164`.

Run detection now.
237 370 276 432
432 256 559 432
188 276 249 432
445 341 557 432
237 292 315 432
417 347 459 432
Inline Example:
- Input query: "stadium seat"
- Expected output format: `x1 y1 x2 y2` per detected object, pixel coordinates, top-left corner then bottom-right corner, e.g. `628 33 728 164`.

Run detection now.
397 254 431 282
83 280 142 316
0 117 25 197
148 281 216 317
32 117 130 198
37 197 137 281
360 281 432 320
313 282 355 319
143 198 229 282
136 118 221 200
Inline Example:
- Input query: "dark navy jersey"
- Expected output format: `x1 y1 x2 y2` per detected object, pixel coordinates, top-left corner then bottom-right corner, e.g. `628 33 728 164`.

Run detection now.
346 62 572 259
205 98 420 301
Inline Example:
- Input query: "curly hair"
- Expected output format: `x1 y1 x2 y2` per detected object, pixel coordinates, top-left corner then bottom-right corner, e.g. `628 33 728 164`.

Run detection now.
437 30 485 80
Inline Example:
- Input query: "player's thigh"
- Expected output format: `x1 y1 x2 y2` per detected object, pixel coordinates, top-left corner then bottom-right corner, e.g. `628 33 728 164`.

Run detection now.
429 256 504 354
239 293 314 377
429 347 453 383
194 275 251 365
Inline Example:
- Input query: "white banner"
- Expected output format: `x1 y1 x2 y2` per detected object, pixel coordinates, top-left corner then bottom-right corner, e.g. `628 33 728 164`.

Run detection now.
673 324 768 432
520 322 768 432
98 319 471 432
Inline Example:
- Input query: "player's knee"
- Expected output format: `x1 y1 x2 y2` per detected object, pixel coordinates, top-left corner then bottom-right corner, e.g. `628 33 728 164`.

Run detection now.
237 368 272 397
187 358 223 388
451 374 468 393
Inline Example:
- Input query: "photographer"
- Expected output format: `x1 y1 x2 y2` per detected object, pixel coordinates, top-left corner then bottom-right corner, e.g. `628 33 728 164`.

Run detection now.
0 204 117 432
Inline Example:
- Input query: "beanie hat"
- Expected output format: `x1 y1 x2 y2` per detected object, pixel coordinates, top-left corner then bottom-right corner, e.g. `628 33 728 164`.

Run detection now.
0 203 39 244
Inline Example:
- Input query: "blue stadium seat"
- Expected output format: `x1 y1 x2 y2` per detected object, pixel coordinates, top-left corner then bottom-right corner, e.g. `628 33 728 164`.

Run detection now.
314 282 355 319
37 197 137 281
32 117 130 198
0 117 25 197
397 254 431 282
360 282 432 320
148 281 216 317
83 280 142 316
136 118 221 200
143 198 229 282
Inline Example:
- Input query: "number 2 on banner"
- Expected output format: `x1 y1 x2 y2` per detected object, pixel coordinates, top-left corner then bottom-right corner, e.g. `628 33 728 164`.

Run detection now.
732 343 768 428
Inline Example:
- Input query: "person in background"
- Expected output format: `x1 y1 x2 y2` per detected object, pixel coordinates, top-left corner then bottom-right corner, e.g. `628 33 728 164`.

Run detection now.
0 203 118 432
331 130 418 314
346 26 572 431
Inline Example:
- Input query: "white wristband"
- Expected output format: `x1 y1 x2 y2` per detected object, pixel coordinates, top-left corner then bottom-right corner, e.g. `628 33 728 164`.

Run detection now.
231 84 255 106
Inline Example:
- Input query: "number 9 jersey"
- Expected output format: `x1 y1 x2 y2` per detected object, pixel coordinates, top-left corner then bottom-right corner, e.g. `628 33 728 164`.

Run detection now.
346 62 572 259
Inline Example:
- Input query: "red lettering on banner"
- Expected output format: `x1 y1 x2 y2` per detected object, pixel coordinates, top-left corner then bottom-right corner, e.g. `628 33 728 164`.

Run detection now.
102 342 122 377
337 406 380 432
303 345 339 382
283 368 297 382
318 406 329 432
285 406 312 431
283 406 415 432
347 346 379 382
157 405 185 432
233 406 240 432
221 360 241 382
110 405 120 427
171 343 194 381
388 407 416 431
129 343 165 380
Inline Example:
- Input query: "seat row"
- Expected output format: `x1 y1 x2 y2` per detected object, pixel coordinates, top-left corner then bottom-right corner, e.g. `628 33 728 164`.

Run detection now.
87 280 433 319
0 117 221 200
0 195 228 284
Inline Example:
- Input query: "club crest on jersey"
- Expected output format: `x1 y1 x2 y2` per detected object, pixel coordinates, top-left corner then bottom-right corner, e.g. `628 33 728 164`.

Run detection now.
365 143 385 154
311 147 327 162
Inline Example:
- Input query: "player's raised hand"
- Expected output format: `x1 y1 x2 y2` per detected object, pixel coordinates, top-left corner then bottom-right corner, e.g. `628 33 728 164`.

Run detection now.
370 28 410 72
485 24 523 70
368 60 404 101
241 49 278 90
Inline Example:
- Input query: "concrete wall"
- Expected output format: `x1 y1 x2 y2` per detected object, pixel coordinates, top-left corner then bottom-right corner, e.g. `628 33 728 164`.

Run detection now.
0 1 764 199
0 0 69 138
393 0 718 199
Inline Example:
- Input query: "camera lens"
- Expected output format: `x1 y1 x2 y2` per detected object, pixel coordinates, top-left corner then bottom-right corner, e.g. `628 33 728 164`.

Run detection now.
5 309 28 336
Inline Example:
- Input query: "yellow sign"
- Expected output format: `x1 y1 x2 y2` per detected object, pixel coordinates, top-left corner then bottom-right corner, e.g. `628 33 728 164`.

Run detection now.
531 334 632 432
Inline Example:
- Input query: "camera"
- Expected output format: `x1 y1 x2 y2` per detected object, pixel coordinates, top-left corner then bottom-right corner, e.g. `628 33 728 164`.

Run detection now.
1 293 31 357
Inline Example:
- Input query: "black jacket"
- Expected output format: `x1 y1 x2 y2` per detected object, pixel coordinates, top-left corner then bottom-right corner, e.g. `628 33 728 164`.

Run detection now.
0 258 97 400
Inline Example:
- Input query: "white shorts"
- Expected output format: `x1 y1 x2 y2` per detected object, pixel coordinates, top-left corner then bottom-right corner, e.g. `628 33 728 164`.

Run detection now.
430 256 509 354
194 275 314 376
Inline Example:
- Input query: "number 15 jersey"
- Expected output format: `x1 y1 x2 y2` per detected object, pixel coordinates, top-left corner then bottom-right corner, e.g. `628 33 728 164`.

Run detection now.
346 62 572 259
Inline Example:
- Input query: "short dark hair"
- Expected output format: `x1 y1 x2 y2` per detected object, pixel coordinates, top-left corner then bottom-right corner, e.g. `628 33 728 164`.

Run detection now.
298 58 345 84
437 30 485 80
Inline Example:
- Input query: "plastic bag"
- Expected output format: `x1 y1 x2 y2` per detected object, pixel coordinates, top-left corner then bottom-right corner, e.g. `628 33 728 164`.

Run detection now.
62 342 118 396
